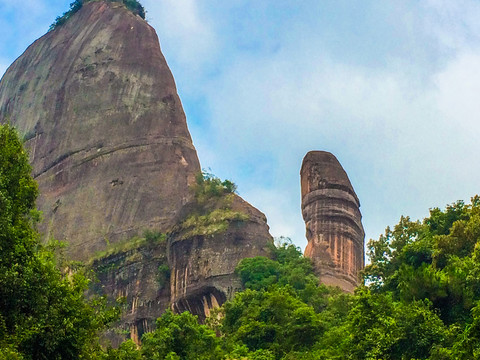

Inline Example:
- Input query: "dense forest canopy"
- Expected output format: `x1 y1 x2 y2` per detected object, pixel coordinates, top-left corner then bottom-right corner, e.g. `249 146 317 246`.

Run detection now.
2 122 480 359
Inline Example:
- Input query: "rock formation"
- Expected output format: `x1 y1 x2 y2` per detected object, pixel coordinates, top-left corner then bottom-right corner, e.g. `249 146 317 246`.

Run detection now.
0 0 365 345
0 0 272 343
0 0 200 261
168 194 271 322
90 235 171 346
301 151 364 293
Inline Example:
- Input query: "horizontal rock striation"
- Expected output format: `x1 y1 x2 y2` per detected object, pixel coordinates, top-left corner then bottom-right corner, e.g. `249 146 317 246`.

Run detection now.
168 195 272 322
301 151 364 293
0 1 200 261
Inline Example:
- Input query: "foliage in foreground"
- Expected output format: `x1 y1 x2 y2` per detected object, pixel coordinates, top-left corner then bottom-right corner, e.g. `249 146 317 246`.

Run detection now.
109 198 480 360
0 123 119 359
4 121 480 358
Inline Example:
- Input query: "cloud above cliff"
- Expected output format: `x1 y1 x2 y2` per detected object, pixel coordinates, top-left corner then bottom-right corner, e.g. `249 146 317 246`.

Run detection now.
2 0 480 251
145 0 480 248
143 0 218 76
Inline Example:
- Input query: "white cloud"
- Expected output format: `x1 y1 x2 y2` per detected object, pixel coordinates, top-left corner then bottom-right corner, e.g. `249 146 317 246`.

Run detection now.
423 0 480 50
435 51 480 133
188 25 480 248
142 0 218 76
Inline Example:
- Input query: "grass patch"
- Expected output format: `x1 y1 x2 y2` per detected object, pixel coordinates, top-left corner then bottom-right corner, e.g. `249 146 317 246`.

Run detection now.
90 230 166 263
180 208 248 239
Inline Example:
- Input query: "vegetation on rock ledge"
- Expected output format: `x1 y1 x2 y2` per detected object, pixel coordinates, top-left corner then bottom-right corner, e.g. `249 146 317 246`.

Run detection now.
90 230 166 263
49 0 146 31
180 208 249 239
177 171 247 239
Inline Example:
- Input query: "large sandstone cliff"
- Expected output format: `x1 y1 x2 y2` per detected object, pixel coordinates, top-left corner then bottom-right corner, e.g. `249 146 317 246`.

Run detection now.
0 1 272 343
0 1 200 261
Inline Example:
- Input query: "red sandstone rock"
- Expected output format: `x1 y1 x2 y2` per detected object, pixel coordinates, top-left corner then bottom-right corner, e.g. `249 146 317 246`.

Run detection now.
168 194 271 322
0 1 273 341
301 151 364 293
0 1 200 260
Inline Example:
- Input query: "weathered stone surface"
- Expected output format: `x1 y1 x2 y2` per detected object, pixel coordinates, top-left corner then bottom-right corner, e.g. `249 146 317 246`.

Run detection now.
90 236 170 346
301 151 364 293
168 194 272 322
0 1 200 261
0 0 274 342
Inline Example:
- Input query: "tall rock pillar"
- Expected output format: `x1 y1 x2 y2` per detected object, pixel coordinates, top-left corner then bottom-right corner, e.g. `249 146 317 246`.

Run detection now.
301 151 364 293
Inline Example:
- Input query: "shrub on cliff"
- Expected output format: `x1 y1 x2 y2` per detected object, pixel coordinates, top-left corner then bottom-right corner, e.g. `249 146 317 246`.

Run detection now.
177 171 245 239
192 171 237 204
50 0 146 31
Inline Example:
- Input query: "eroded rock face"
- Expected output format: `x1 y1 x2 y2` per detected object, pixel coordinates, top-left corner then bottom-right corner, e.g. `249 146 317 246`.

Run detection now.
0 1 200 261
168 195 272 322
0 1 274 342
90 237 170 346
301 151 364 293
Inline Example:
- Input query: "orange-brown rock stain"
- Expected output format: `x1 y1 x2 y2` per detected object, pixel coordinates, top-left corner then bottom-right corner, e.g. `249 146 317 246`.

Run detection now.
301 151 365 293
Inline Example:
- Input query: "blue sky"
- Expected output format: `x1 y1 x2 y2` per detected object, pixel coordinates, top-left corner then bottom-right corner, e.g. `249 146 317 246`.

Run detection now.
2 0 480 252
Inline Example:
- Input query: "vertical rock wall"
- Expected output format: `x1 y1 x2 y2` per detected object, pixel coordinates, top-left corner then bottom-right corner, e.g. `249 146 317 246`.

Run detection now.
301 151 364 293
168 195 272 322
90 237 170 346
0 1 200 261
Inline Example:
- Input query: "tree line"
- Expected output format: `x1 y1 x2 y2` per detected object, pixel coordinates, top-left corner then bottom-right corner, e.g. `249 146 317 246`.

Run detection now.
2 122 480 359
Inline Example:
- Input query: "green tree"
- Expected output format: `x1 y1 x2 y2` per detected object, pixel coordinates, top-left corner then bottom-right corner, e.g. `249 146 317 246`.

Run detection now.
0 123 118 359
220 287 323 358
358 196 480 357
364 197 480 324
141 310 223 360
102 340 142 360
236 239 338 312
343 288 447 359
